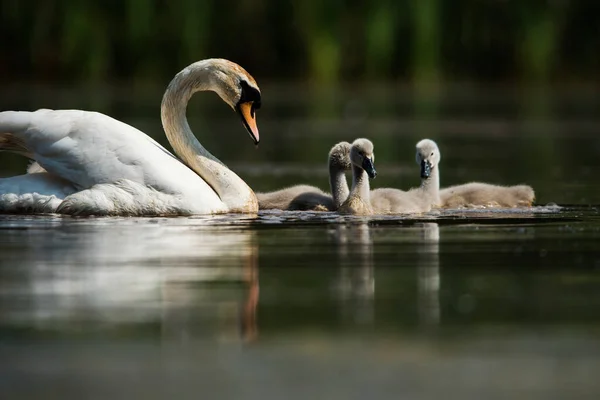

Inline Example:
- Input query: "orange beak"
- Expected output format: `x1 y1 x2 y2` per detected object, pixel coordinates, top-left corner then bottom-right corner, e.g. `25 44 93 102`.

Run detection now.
236 102 260 145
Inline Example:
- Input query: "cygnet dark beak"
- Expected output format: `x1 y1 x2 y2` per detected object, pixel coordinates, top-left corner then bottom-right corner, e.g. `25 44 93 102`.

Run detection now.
362 157 377 179
420 159 432 179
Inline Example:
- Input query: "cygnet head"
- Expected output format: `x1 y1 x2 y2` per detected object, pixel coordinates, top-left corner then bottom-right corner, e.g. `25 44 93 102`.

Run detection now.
350 138 377 179
415 139 441 179
328 141 352 170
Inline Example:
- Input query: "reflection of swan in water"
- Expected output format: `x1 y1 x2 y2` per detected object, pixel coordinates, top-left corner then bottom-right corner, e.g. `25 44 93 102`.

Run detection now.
330 222 439 327
240 246 259 343
0 219 258 342
159 227 259 343
331 222 375 324
416 222 441 327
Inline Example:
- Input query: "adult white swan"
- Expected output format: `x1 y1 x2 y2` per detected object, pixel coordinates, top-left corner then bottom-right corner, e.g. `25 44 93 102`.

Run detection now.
0 59 262 216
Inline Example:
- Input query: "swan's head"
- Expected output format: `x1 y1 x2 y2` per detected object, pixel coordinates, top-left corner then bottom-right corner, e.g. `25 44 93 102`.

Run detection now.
350 138 377 179
328 141 352 171
415 139 441 179
194 59 262 144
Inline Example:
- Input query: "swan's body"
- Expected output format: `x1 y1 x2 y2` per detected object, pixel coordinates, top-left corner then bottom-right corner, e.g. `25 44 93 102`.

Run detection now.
365 138 534 211
257 141 352 211
368 188 421 214
1 109 227 215
369 140 441 214
432 142 535 208
257 184 330 211
286 188 333 211
0 59 262 216
439 182 535 208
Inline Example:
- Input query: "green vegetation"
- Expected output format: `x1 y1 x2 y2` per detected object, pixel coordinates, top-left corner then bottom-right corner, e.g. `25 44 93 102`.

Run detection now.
0 0 598 84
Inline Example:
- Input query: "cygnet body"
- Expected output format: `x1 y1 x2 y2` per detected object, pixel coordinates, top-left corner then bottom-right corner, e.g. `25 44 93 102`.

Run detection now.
439 182 535 208
257 142 352 211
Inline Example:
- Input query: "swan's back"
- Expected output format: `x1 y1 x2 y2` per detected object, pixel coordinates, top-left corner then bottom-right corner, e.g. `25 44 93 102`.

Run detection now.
0 109 218 202
338 194 373 215
288 191 334 211
257 184 328 210
370 188 423 214
440 182 535 208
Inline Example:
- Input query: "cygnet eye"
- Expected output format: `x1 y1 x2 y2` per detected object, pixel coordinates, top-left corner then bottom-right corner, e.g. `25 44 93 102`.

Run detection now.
430 151 434 156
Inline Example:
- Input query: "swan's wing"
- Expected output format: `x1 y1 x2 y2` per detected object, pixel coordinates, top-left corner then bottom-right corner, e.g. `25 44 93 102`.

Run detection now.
0 109 209 196
370 187 422 213
256 184 326 210
0 172 77 213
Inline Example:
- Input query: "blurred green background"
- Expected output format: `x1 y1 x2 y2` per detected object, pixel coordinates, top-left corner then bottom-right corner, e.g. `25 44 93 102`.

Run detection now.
1 0 599 85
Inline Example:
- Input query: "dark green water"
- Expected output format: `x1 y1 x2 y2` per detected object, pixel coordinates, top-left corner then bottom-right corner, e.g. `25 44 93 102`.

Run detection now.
1 89 600 398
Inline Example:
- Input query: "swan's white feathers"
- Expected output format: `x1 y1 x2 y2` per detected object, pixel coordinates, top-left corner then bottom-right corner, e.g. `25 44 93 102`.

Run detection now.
0 172 76 213
56 180 213 216
0 109 226 214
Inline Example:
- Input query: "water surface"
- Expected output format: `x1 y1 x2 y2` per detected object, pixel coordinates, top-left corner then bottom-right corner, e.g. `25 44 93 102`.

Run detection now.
1 205 599 399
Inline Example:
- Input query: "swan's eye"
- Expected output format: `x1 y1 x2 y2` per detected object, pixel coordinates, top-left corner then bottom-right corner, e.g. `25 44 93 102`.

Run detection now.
430 152 434 156
238 80 261 110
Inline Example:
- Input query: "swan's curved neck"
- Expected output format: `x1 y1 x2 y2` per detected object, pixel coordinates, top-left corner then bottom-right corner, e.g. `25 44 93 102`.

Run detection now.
420 166 441 206
350 165 371 202
329 164 349 209
160 62 257 213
